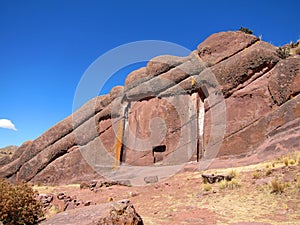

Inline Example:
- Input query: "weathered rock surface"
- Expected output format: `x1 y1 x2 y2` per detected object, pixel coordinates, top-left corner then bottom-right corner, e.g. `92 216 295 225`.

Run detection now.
40 200 143 225
197 31 259 66
1 30 299 184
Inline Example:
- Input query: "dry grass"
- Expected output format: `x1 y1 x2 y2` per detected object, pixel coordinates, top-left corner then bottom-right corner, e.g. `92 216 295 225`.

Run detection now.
283 157 289 166
252 171 260 179
32 150 300 225
270 179 286 194
265 168 272 176
202 183 212 192
296 176 300 190
219 178 240 190
227 169 238 178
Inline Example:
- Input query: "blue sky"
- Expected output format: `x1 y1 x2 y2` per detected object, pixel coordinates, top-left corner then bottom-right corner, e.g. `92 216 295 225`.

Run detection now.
0 0 299 148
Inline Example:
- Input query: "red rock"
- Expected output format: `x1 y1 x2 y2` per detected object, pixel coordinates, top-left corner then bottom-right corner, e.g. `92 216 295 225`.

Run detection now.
31 149 99 185
197 31 259 66
40 200 143 225
268 57 300 105
215 94 300 158
122 94 197 166
124 67 147 91
211 41 280 96
1 31 300 185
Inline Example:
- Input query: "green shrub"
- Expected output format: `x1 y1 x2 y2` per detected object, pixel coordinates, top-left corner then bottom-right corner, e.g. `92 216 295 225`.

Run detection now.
239 27 253 34
0 179 43 224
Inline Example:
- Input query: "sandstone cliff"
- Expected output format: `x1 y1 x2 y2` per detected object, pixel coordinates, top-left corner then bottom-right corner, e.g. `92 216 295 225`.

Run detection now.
1 31 299 185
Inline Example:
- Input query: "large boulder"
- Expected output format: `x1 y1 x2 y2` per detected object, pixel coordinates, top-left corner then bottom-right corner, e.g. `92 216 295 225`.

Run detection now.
40 200 143 225
197 31 259 66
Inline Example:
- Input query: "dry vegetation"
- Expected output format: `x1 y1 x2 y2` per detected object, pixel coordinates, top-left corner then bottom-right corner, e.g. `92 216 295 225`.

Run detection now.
0 179 43 224
1 151 299 224
28 151 300 225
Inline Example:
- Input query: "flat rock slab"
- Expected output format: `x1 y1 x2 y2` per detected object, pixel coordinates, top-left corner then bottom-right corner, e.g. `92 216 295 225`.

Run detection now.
40 200 143 225
40 204 108 225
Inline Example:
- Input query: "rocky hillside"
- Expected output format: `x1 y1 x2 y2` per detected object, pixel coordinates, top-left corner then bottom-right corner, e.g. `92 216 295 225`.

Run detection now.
0 145 18 157
1 31 299 185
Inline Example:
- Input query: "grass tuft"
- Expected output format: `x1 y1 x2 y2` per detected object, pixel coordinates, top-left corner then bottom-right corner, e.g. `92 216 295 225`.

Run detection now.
202 183 212 192
289 159 296 165
265 168 272 176
227 170 238 179
270 179 286 194
283 157 289 167
252 171 260 179
219 178 240 190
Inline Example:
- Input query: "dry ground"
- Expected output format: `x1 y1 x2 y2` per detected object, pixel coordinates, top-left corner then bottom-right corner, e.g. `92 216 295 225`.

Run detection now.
34 152 300 225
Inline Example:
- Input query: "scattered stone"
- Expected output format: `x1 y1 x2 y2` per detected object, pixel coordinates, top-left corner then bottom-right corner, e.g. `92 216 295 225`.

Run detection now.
129 191 139 197
94 180 132 190
80 182 90 190
83 201 96 206
89 180 97 188
144 176 158 184
201 174 233 184
96 199 144 225
57 192 65 200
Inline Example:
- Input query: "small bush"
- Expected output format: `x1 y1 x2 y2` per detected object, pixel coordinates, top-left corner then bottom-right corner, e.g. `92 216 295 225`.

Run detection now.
252 171 260 179
227 170 238 179
289 159 296 165
219 180 227 190
283 157 289 166
265 168 272 176
239 27 253 34
270 179 285 194
276 47 290 59
219 178 240 190
227 178 241 189
202 183 212 192
0 179 43 224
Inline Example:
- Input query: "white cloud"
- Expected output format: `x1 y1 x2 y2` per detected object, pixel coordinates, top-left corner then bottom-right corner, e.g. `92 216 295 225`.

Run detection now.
0 119 17 131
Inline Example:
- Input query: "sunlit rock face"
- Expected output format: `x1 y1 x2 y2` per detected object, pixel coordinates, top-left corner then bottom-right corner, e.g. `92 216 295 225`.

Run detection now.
1 31 300 185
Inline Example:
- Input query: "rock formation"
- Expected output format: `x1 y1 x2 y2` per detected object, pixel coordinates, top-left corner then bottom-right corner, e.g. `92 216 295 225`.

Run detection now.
40 199 144 225
1 30 299 184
